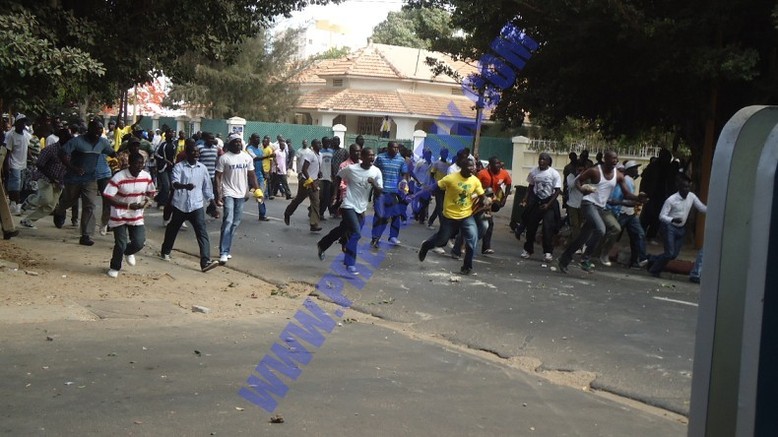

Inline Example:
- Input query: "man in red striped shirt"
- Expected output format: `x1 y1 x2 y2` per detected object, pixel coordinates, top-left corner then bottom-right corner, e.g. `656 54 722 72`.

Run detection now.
102 150 156 278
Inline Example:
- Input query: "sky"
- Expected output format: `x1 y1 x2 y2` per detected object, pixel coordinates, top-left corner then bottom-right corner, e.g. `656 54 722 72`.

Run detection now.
273 0 405 49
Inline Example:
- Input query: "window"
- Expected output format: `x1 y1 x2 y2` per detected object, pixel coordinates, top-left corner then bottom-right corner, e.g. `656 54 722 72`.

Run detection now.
357 116 382 136
333 79 343 87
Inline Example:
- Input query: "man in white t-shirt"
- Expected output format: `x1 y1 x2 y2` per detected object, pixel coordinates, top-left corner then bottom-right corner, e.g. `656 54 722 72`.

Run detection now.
272 140 291 199
318 137 335 218
519 152 563 262
316 147 382 274
3 118 32 215
214 137 259 264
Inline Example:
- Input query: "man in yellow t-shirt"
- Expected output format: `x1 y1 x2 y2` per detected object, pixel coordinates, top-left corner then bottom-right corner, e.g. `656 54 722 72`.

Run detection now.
112 115 143 151
418 155 487 275
260 135 275 197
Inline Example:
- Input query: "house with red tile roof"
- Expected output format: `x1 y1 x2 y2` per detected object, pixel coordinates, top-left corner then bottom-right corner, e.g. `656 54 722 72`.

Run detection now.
292 41 485 140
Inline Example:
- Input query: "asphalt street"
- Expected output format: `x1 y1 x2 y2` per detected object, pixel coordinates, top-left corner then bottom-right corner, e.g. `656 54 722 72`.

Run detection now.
143 191 699 416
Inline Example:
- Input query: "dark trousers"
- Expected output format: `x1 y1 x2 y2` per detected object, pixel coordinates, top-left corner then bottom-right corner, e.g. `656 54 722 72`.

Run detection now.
523 200 558 255
318 208 364 267
273 173 291 198
319 180 334 216
371 192 401 240
156 171 172 206
422 215 478 270
428 190 444 226
161 206 212 269
110 224 146 270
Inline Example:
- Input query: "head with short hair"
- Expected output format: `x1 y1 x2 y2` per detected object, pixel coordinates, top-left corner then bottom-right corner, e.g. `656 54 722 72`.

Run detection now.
349 143 361 162
355 135 365 147
128 152 144 177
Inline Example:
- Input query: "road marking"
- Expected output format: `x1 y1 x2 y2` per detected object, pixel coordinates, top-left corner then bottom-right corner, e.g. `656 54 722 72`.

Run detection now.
653 296 698 307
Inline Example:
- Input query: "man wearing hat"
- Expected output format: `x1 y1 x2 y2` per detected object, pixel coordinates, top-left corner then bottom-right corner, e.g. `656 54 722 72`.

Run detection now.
606 160 648 268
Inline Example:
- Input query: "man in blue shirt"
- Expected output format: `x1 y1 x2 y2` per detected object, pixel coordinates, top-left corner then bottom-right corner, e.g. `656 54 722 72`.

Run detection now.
160 140 220 272
53 119 115 246
370 141 408 247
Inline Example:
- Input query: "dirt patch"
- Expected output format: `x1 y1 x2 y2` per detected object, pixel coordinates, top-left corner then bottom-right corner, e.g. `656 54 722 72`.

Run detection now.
0 235 307 323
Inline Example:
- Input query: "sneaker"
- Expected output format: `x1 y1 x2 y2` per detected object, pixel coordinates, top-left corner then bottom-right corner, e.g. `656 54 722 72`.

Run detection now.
99 225 108 236
482 249 495 255
599 255 612 267
317 243 326 261
19 219 36 229
227 254 232 259
10 203 22 216
451 252 462 260
79 236 95 246
163 219 170 227
426 223 435 229
543 253 553 262
310 225 322 232
219 254 229 264
125 254 136 266
557 261 569 274
181 222 188 229
638 258 649 267
580 260 595 272
202 260 220 272
284 214 290 226
370 238 379 249
71 219 79 227
460 266 472 275
520 250 531 259
258 216 269 222
388 237 401 245
107 269 119 278
432 247 446 255
160 253 171 261
346 265 359 275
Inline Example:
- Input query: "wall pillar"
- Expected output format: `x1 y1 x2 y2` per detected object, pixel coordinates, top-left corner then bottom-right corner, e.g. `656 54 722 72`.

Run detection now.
332 124 346 146
511 135 531 180
227 117 247 143
412 130 428 157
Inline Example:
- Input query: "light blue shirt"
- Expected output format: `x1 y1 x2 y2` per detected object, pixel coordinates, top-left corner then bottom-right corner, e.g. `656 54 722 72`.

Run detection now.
171 160 213 213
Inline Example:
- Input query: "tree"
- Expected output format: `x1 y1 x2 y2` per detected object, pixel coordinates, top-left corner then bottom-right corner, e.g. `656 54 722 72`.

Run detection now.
0 0 339 118
309 46 352 61
167 28 306 121
371 8 454 49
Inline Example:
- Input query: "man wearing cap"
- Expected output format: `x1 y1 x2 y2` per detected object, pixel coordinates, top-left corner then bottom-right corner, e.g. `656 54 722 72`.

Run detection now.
606 161 648 268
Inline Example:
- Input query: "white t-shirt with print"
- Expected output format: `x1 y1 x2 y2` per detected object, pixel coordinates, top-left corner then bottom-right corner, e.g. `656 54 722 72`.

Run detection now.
339 164 383 214
216 151 254 199
527 167 562 200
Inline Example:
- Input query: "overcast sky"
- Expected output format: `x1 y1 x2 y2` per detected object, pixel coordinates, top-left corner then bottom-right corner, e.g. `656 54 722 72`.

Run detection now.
274 0 405 49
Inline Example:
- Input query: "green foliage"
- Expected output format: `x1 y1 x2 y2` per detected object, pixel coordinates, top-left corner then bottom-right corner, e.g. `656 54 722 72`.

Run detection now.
168 28 306 121
407 0 778 167
371 8 454 49
309 46 352 60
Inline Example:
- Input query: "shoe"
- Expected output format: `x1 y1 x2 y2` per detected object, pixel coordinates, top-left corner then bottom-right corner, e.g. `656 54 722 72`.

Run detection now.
599 255 612 267
219 254 229 264
19 219 37 229
346 265 359 275
227 254 232 259
638 258 649 267
79 236 95 246
482 249 495 255
419 245 429 262
53 214 65 229
160 253 171 261
689 276 700 284
125 254 136 266
520 250 531 259
286 196 292 200
317 243 326 261
202 260 220 272
432 247 445 254
557 261 569 274
388 237 401 245
71 219 79 227
181 222 188 229
320 215 328 221
310 226 322 232
258 216 269 222
99 225 108 236
3 230 19 240
427 223 435 229
543 253 553 262
370 238 379 249
460 266 472 275
580 260 595 272
163 219 170 227
107 269 119 278
284 214 290 226
268 196 275 200
10 203 22 216
451 252 461 260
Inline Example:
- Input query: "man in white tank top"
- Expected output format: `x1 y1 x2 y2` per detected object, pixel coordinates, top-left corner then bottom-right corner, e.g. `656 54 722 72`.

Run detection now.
557 150 648 273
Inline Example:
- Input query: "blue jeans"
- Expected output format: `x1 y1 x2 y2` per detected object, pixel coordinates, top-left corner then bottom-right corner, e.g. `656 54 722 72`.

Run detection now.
219 196 246 256
421 215 478 270
155 171 171 206
6 168 21 192
618 213 647 265
162 206 212 269
649 222 685 274
372 192 401 240
110 224 146 270
690 249 703 281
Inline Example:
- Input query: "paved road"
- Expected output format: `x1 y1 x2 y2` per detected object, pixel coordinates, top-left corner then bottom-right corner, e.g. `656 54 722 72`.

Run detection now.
142 192 698 415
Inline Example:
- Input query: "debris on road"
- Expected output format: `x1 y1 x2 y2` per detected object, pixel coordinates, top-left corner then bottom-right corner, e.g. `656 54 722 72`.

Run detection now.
192 305 211 314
